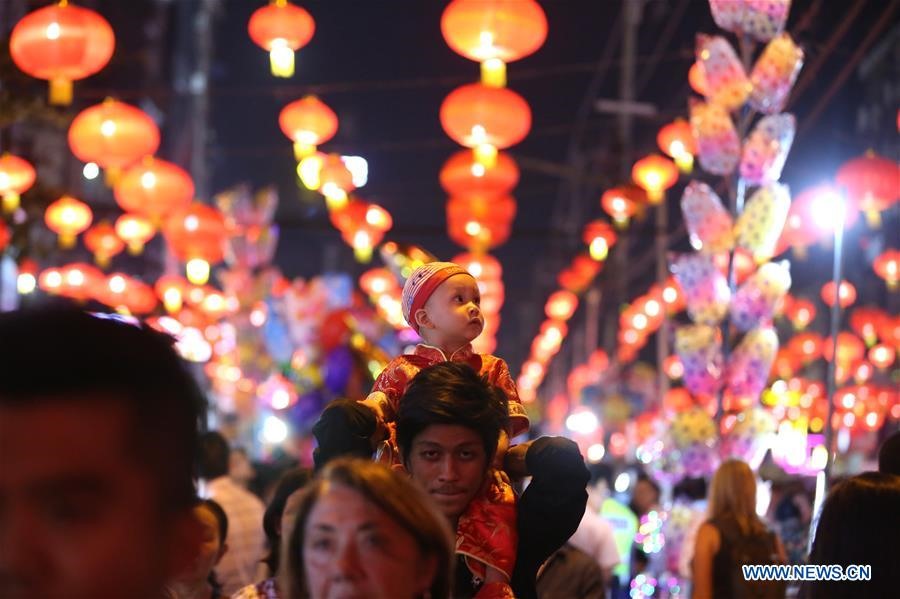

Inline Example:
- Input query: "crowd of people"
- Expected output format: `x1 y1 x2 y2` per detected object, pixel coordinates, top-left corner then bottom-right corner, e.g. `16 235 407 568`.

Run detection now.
1 287 898 598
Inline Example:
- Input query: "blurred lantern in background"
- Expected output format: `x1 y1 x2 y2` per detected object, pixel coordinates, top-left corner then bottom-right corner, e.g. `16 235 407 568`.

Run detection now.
329 199 393 262
318 154 355 210
68 98 160 184
447 194 516 251
97 273 157 315
115 213 155 255
44 195 92 248
155 275 189 314
441 0 547 88
582 219 617 262
835 151 900 228
868 344 895 370
0 153 36 213
657 118 697 173
545 290 578 322
163 203 227 285
9 0 115 105
114 157 194 225
248 0 315 78
632 154 679 203
820 280 856 309
784 297 816 330
278 96 338 160
84 222 125 267
440 83 531 167
601 185 645 229
439 149 519 198
873 249 899 290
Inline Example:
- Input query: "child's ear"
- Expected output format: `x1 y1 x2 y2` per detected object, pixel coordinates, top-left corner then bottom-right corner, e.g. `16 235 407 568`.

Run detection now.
414 308 433 330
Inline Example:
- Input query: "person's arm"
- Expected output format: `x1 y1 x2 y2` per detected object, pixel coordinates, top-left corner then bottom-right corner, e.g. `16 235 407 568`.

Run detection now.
510 437 589 599
503 440 531 479
691 522 720 599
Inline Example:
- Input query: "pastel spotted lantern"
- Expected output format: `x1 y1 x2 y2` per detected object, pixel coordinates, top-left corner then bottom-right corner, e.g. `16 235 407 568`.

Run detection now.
0 153 36 213
44 195 92 248
248 0 315 78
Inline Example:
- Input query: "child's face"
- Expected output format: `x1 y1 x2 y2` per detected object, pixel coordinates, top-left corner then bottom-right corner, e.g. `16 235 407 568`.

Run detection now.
420 273 484 346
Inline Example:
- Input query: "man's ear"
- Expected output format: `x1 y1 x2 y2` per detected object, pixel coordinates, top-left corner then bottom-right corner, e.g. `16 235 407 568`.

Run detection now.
414 308 433 330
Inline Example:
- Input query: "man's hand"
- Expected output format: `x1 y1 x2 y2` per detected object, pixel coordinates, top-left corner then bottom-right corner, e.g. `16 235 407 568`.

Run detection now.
359 394 389 447
503 440 533 480
492 429 510 470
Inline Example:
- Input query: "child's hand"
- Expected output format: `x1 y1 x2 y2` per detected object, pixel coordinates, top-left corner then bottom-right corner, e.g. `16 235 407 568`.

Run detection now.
360 393 389 446
492 429 510 470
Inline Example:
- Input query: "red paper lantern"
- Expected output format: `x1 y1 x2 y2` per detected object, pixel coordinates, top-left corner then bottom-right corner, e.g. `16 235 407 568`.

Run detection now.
873 249 899 290
440 83 531 167
447 194 517 251
359 268 398 297
836 151 900 228
318 154 355 209
582 220 617 261
788 332 824 363
821 280 856 308
849 307 888 347
45 195 92 248
545 290 578 322
56 262 104 301
439 149 519 198
330 199 393 263
248 0 315 78
84 222 124 267
452 252 502 280
155 275 190 314
115 213 155 255
163 203 227 285
441 0 547 87
600 185 645 228
9 1 115 105
868 344 895 370
98 273 158 315
0 153 36 213
278 96 338 159
823 332 865 365
68 99 160 181
784 297 816 330
657 119 696 173
632 154 679 204
114 157 194 224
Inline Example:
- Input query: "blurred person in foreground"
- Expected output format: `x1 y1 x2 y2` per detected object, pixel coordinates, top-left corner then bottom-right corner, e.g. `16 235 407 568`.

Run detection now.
801 471 900 599
281 458 454 599
692 459 787 599
877 429 900 475
167 499 229 599
198 432 266 595
0 307 205 598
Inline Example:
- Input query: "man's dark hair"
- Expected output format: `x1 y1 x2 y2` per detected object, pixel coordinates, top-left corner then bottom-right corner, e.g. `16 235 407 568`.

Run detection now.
396 362 508 465
198 431 231 480
878 429 900 476
0 307 205 512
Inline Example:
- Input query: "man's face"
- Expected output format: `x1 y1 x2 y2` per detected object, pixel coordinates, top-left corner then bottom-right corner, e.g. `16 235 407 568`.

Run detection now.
404 424 489 524
0 396 197 598
420 274 483 347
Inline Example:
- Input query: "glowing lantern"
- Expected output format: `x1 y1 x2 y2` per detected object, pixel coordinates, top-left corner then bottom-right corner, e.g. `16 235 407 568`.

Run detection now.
16 259 38 295
873 249 899 290
835 151 900 228
296 151 325 190
114 157 194 225
439 149 519 198
330 199 393 262
545 290 578 322
850 307 887 347
359 268 397 297
440 83 531 167
632 154 678 204
823 333 865 365
441 0 547 88
98 273 157 315
820 280 856 309
9 1 114 105
84 222 124 267
162 203 227 285
688 61 708 96
0 153 36 213
663 355 684 379
447 194 517 251
115 213 155 254
0 220 8 252
657 119 697 173
600 185 645 229
582 220 617 261
155 275 189 314
453 252 502 280
868 344 895 370
784 297 816 330
318 154 355 210
67 99 160 183
44 195 92 248
278 96 338 160
788 332 824 363
248 0 315 78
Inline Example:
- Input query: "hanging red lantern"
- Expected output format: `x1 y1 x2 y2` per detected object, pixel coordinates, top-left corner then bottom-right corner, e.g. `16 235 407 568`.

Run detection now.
44 195 92 248
632 154 679 204
545 290 578 322
850 307 888 347
439 149 519 198
155 275 190 314
440 83 531 167
821 280 857 308
835 151 900 228
359 268 398 297
868 344 896 370
278 96 338 159
162 203 227 285
441 0 547 88
452 252 502 280
600 185 645 229
318 154 355 210
68 99 160 182
330 199 393 263
84 222 124 268
784 297 816 330
0 153 36 213
115 213 155 255
248 0 315 78
582 220 617 261
56 262 104 301
663 355 684 380
873 249 899 290
114 157 194 225
823 332 865 365
788 332 825 363
97 273 158 315
447 194 517 251
657 118 697 173
9 0 115 105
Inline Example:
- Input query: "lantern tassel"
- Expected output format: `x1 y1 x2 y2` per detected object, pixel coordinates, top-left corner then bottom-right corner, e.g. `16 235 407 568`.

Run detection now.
270 43 295 78
481 59 506 88
49 78 73 106
2 192 20 213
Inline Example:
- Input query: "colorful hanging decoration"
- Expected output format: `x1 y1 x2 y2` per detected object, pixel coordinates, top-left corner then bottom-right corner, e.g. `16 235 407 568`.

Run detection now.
749 33 804 114
708 0 791 42
690 100 740 176
730 261 792 332
696 34 751 111
670 253 731 325
734 183 791 264
248 0 315 78
9 0 115 105
680 181 734 253
675 324 724 397
740 113 795 185
726 326 779 402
